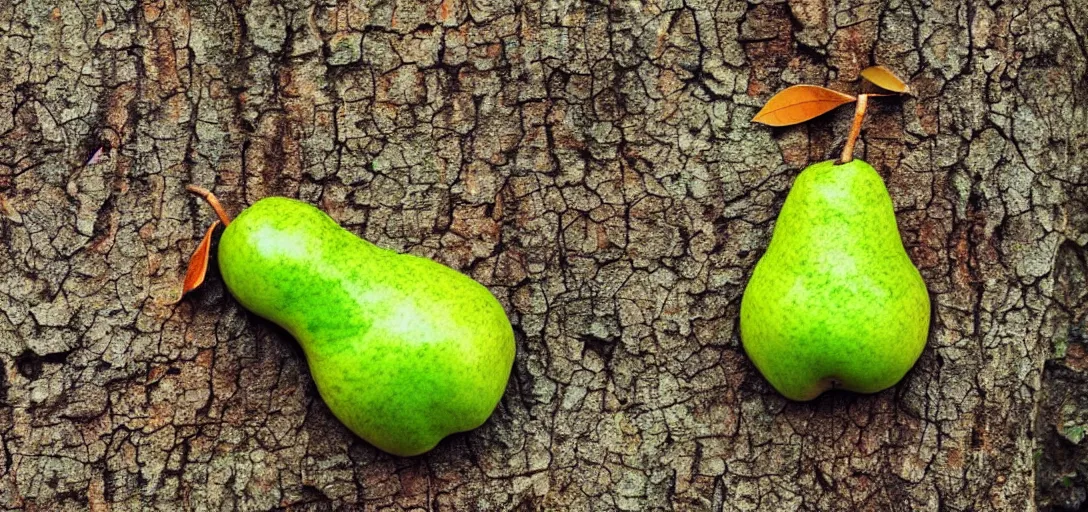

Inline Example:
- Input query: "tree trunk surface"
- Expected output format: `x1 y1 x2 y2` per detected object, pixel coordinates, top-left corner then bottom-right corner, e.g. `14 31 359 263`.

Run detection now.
1 0 1086 510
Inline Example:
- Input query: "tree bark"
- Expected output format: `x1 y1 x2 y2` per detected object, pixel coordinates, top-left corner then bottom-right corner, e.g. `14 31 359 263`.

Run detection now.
1 0 1086 510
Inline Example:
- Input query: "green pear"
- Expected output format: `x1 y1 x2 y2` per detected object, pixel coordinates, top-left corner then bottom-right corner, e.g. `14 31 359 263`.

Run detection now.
216 197 515 456
740 159 930 401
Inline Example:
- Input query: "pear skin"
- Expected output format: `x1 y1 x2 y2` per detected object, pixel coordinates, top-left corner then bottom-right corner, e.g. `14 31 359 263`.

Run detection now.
217 197 515 456
740 159 930 401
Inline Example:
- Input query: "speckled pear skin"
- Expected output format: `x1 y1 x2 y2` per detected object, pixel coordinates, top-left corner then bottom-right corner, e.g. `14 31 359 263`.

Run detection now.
216 197 515 456
740 159 930 401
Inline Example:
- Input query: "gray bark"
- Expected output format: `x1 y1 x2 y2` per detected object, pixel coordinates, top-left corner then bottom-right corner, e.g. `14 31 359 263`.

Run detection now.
1 0 1086 510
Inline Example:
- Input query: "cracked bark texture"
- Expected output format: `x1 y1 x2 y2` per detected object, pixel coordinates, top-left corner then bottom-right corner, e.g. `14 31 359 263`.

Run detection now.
1 0 1086 510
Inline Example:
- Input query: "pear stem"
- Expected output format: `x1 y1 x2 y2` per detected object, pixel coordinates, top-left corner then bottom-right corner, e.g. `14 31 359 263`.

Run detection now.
186 185 232 226
839 93 869 164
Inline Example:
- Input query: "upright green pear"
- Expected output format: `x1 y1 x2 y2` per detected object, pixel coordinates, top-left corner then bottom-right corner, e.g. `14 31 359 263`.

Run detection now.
740 159 929 401
216 197 515 456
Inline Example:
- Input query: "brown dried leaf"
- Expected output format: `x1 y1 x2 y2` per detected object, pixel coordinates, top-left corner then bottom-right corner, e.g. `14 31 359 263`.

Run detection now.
179 220 220 300
752 85 857 127
860 65 910 93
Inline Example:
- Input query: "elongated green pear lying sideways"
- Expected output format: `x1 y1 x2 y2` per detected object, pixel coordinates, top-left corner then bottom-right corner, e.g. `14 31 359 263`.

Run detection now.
740 159 930 401
188 191 515 456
